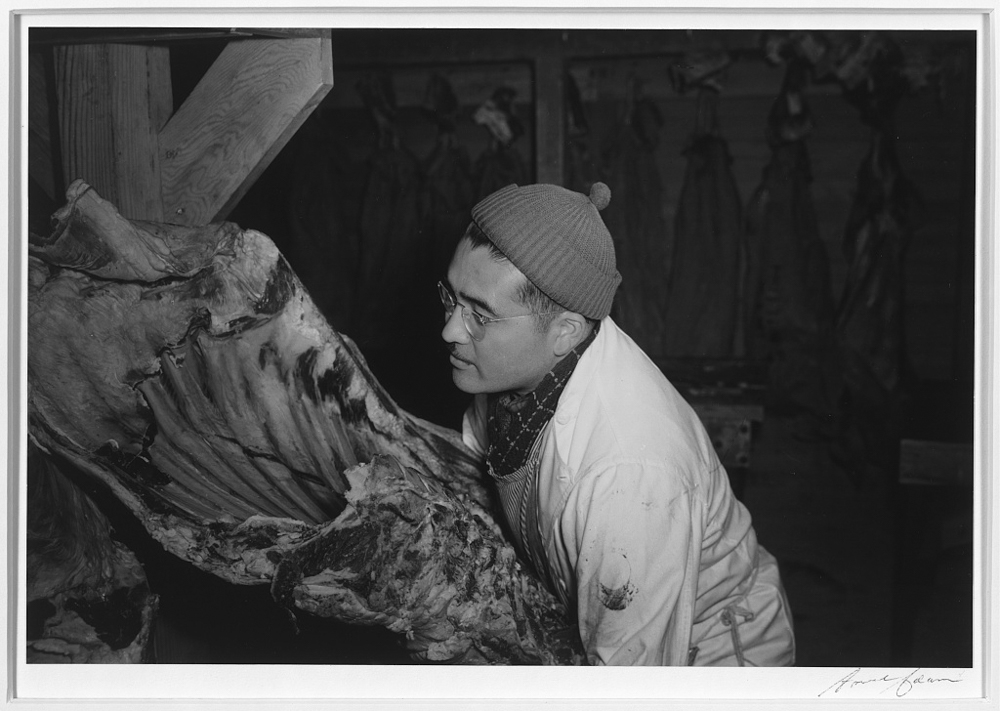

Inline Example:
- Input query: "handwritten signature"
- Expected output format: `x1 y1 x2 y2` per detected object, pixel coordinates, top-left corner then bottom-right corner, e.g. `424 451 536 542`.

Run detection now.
819 667 965 698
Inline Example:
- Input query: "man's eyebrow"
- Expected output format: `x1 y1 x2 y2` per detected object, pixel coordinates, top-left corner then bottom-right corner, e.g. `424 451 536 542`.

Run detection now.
454 286 500 316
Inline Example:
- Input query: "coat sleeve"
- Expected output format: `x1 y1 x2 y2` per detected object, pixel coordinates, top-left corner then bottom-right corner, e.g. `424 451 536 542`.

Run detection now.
558 462 706 665
461 394 489 460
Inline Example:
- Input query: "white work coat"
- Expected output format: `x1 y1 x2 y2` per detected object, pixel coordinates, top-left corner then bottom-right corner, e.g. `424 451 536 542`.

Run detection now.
463 317 795 666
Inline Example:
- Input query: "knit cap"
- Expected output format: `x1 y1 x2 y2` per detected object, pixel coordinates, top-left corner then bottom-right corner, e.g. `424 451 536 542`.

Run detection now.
470 182 622 319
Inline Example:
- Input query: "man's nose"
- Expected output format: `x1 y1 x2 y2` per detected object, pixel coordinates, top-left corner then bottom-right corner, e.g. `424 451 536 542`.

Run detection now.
442 308 470 344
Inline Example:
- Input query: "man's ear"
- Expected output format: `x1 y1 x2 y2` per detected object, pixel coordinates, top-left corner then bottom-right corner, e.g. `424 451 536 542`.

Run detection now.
552 312 590 357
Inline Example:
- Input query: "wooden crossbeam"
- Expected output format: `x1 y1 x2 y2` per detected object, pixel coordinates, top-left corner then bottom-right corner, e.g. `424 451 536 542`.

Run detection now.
35 36 332 227
158 37 333 226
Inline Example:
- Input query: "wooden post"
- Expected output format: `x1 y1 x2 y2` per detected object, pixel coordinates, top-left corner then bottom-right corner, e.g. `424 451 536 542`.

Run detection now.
158 37 334 226
53 43 172 221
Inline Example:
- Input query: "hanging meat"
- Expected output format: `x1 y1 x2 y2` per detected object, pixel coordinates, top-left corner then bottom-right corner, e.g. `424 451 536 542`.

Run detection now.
472 87 528 199
837 132 913 391
27 180 585 665
743 59 840 419
564 69 601 195
413 73 481 429
832 33 920 462
419 73 476 282
353 73 427 353
600 75 672 357
661 87 743 358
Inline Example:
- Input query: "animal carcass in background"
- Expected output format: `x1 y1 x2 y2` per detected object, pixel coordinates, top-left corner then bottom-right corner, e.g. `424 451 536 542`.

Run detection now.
473 87 529 199
420 72 476 281
832 32 920 464
661 88 743 358
353 72 426 354
27 180 583 665
601 75 672 358
743 59 840 420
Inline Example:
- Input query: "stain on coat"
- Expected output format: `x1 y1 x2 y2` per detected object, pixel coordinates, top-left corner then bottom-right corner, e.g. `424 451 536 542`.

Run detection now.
599 580 637 611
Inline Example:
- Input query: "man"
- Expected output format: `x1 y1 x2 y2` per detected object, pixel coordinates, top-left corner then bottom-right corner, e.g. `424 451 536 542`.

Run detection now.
439 181 795 666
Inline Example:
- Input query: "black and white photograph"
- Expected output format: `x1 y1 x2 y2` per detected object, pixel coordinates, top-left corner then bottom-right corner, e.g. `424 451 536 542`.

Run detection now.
7 6 997 709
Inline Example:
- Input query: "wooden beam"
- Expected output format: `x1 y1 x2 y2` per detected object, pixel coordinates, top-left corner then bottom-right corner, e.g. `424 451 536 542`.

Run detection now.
147 47 174 134
53 45 115 205
158 37 334 227
109 43 171 222
52 43 172 221
32 27 330 46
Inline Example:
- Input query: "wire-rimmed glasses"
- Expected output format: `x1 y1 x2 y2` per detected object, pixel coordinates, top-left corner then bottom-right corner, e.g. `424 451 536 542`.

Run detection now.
438 281 557 341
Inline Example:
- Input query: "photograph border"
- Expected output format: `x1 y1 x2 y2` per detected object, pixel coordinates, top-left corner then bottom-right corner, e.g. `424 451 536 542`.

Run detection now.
4 3 997 709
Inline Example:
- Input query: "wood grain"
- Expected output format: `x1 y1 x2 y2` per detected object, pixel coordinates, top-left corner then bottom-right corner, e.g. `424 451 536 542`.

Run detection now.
53 43 171 221
108 44 170 222
158 37 333 226
54 44 117 205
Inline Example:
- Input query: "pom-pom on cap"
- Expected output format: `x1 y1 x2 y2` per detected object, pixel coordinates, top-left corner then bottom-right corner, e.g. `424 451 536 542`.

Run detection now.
470 182 622 320
589 181 612 211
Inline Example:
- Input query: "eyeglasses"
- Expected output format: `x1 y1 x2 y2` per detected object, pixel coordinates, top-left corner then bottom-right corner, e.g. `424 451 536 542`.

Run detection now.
438 281 557 342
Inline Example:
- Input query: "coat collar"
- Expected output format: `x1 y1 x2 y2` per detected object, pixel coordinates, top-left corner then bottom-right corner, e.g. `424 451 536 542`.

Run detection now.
551 315 617 428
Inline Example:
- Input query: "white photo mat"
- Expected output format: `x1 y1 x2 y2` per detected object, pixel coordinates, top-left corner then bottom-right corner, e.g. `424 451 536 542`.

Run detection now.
4 3 996 709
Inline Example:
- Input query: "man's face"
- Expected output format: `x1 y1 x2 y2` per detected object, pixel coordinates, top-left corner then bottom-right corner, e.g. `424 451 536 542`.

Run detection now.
442 238 560 396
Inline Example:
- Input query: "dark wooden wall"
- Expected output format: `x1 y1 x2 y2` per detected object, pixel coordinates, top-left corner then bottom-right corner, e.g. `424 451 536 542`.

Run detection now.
30 27 975 421
239 29 974 390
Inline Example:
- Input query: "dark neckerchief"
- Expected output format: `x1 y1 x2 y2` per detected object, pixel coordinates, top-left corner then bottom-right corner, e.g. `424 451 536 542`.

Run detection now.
486 322 599 480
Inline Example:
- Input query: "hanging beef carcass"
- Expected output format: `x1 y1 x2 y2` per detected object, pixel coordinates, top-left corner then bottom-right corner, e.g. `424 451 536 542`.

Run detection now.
27 180 585 665
835 129 916 462
351 72 456 423
472 87 529 200
743 59 840 420
837 130 912 386
353 73 427 353
832 33 920 463
414 73 482 429
564 69 601 195
661 88 743 358
420 73 476 280
601 76 672 358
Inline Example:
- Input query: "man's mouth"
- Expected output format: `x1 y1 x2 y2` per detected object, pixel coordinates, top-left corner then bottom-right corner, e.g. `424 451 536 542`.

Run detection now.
449 348 473 368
